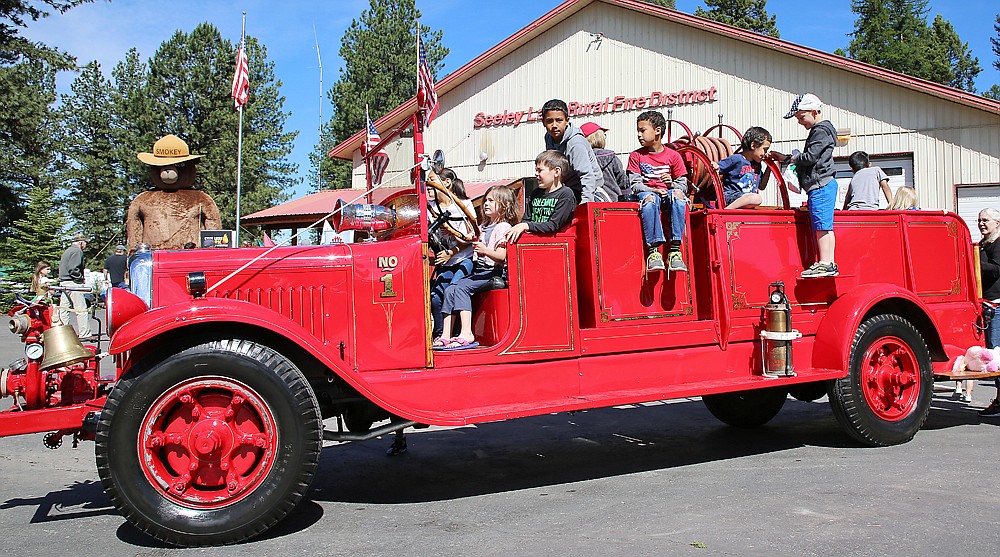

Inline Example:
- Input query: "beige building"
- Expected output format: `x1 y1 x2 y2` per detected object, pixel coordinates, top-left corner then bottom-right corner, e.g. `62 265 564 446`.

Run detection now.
329 0 1000 231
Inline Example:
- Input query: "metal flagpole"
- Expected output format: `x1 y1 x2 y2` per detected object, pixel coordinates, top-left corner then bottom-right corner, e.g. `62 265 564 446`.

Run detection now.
235 11 246 247
314 25 323 191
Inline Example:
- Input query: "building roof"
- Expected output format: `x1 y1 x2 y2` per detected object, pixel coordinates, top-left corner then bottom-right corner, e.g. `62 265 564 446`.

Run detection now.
328 0 1000 161
243 179 521 227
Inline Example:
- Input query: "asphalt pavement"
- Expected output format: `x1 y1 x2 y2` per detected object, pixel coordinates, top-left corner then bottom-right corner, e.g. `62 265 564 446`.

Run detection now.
0 319 998 556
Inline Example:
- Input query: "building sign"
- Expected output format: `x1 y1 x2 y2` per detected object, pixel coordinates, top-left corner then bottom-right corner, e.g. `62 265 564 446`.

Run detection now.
473 86 718 128
200 230 234 248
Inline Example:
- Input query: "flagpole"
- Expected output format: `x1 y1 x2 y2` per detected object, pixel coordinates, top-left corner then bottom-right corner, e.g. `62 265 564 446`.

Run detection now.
235 11 246 247
364 104 374 203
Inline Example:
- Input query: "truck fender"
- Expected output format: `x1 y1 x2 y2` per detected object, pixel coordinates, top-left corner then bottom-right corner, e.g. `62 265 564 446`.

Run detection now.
108 298 349 376
812 284 939 373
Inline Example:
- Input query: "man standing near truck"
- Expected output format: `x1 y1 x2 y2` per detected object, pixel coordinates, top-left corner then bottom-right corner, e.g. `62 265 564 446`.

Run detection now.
58 233 93 340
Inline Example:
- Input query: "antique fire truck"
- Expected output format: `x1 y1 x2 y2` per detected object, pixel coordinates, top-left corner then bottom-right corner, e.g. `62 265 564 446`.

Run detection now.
1 112 990 546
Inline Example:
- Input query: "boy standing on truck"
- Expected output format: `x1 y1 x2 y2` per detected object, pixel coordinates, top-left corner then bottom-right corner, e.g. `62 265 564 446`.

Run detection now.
626 110 690 273
843 151 892 210
506 150 578 243
772 93 839 278
541 99 610 203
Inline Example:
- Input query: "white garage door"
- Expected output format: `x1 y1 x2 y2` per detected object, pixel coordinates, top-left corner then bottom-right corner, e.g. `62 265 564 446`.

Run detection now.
957 184 1000 236
784 154 914 209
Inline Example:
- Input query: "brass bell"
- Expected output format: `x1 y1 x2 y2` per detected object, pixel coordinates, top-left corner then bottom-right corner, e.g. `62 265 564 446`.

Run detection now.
40 325 93 370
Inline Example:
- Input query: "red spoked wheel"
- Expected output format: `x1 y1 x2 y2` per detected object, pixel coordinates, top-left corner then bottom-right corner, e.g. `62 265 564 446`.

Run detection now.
138 377 277 508
858 336 919 421
96 339 322 547
829 314 933 446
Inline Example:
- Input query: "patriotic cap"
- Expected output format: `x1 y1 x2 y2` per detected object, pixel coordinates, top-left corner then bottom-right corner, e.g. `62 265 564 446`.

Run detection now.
783 93 823 119
137 134 203 166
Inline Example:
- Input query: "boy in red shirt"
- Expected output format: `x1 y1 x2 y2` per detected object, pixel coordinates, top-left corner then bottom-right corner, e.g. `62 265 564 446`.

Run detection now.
626 110 690 272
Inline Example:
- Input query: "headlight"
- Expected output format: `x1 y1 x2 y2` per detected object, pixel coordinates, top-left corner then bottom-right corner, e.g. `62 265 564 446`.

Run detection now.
129 248 153 308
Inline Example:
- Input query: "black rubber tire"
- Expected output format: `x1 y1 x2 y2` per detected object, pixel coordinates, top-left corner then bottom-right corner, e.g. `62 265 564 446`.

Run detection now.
95 339 323 546
828 314 933 447
788 381 829 402
702 386 788 427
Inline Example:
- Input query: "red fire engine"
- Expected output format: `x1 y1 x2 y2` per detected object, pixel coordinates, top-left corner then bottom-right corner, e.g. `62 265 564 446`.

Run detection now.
1 111 991 546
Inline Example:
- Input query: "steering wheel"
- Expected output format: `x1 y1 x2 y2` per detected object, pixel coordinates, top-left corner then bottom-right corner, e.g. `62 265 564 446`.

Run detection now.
426 178 480 242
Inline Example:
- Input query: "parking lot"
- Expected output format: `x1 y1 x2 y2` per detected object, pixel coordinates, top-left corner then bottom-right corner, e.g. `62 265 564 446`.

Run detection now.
1 317 999 556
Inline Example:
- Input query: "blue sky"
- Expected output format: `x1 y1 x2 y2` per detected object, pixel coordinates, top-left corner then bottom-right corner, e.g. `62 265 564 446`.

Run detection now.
23 0 1000 199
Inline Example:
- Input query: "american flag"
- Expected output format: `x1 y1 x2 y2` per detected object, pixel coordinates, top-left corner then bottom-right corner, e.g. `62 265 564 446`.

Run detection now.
366 111 381 152
231 41 250 108
416 35 438 127
370 152 389 187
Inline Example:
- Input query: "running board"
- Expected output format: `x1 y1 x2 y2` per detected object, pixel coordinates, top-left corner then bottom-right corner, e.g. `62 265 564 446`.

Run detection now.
323 420 416 442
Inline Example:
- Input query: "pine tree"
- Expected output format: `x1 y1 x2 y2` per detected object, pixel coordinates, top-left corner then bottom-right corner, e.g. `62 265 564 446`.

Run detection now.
314 0 448 190
57 61 123 260
145 23 296 229
0 1 92 69
642 0 677 9
0 184 65 308
110 48 156 210
845 0 980 92
985 14 1000 100
694 0 779 38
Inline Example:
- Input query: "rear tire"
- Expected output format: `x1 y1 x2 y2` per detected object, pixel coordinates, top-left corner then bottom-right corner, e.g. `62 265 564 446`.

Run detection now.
95 339 322 546
702 387 788 427
828 314 932 446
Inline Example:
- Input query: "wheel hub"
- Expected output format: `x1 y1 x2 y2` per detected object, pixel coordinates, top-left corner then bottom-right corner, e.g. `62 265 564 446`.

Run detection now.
138 377 277 508
861 336 919 421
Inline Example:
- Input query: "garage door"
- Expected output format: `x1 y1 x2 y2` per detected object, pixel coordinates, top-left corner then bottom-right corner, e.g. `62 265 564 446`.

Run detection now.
957 184 1000 236
783 154 914 209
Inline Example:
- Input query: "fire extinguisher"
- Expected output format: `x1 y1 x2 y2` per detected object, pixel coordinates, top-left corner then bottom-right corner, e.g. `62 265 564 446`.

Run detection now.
760 281 801 377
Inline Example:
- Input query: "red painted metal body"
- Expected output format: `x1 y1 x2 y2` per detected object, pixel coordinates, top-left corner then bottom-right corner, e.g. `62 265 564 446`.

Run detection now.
100 202 978 427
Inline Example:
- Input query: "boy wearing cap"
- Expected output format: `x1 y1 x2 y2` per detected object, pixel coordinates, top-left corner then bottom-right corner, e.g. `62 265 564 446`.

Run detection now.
772 93 839 278
104 244 129 290
541 99 611 203
581 121 628 200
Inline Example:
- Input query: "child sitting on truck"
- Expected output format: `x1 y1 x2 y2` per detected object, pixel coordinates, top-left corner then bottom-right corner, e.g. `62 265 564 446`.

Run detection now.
626 110 690 273
771 93 839 278
714 126 772 209
428 169 476 338
505 150 578 243
843 151 892 210
437 185 520 350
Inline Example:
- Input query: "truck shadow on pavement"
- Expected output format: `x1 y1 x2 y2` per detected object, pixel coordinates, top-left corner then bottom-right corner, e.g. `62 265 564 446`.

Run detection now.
310 398 844 505
0 479 112 523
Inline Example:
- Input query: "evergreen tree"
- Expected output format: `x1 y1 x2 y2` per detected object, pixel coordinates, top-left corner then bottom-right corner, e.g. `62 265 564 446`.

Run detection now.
110 48 156 209
0 1 92 68
314 0 448 190
0 184 65 307
642 0 677 9
0 58 61 238
985 14 1000 100
694 0 779 38
845 0 979 92
145 24 296 229
57 61 123 258
928 15 980 92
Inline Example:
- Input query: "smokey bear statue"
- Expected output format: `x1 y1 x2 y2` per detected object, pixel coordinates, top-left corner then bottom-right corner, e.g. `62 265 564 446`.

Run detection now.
126 134 222 251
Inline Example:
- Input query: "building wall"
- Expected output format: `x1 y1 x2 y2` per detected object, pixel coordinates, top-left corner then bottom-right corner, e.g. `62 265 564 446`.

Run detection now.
351 2 1000 211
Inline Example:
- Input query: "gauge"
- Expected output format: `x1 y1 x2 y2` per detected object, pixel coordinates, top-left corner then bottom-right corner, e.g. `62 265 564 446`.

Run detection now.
769 291 784 304
25 343 44 360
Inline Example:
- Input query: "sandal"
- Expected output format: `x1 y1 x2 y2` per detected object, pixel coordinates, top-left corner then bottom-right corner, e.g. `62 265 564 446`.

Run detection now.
441 337 480 351
432 337 448 348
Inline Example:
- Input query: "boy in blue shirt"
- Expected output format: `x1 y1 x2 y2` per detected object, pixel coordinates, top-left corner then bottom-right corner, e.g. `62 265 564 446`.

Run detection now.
772 93 839 278
715 127 772 209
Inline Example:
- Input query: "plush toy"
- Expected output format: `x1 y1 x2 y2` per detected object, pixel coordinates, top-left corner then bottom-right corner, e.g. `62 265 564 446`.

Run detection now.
126 134 222 251
952 346 1000 374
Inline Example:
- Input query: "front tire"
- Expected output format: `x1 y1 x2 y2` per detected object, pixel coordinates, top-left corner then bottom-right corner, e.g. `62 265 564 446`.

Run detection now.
702 387 788 427
828 314 932 446
95 339 322 546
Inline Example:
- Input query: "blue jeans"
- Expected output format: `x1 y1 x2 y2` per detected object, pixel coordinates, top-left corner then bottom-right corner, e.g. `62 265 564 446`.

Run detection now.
988 310 1000 390
431 258 474 337
637 190 688 247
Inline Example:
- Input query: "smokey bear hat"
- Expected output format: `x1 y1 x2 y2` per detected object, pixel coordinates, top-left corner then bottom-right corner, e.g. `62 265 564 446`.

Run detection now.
137 134 204 166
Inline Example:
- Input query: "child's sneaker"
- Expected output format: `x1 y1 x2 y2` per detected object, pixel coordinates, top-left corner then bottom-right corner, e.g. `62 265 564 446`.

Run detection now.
801 262 839 278
667 251 688 272
646 250 665 272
